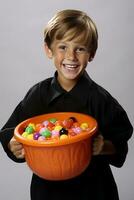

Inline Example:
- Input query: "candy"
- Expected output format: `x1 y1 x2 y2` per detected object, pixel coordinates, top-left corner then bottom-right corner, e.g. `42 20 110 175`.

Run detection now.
72 127 82 134
22 132 29 138
69 117 77 122
28 123 36 130
33 132 40 140
27 134 34 140
54 125 63 131
25 126 35 134
62 119 73 129
39 127 47 134
38 136 46 141
80 123 89 130
47 122 55 130
55 120 63 126
49 118 57 124
21 116 90 142
72 122 80 128
51 130 60 137
41 129 51 138
35 123 44 132
60 134 68 140
59 128 68 135
42 120 49 127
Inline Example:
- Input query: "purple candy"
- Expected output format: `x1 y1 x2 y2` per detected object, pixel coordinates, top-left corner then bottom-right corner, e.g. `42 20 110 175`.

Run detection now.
33 132 40 140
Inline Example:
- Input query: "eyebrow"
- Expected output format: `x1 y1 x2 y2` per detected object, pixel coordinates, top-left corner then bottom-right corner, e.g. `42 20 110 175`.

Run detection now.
57 41 87 47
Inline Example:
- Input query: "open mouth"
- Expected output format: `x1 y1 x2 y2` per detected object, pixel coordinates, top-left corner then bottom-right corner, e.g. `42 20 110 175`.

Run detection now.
63 64 79 70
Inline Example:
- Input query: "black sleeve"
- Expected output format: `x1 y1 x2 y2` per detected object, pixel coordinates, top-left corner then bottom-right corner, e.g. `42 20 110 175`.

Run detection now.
105 102 133 167
0 102 26 162
99 97 133 167
89 84 133 168
0 82 43 162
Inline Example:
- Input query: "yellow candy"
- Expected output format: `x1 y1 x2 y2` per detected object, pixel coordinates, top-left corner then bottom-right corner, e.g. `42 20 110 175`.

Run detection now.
80 123 89 130
22 132 29 138
54 125 63 131
28 123 36 130
27 134 34 140
60 134 68 140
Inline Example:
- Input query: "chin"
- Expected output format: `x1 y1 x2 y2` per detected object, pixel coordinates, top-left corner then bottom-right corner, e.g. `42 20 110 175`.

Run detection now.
65 74 81 81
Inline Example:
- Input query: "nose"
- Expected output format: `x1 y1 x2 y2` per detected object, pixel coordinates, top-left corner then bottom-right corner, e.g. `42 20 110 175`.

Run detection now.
65 49 77 61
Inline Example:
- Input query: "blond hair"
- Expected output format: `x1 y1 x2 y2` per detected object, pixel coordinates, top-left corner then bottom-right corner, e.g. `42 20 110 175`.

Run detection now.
44 9 98 58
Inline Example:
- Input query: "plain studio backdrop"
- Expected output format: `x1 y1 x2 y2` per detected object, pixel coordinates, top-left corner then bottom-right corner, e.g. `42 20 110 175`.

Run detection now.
0 0 133 199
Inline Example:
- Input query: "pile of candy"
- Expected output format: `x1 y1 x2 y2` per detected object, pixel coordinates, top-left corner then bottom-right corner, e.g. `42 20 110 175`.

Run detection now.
21 117 89 141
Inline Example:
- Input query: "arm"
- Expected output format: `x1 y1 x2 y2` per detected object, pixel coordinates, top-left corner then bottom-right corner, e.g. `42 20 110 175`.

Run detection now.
90 94 133 167
0 83 43 162
92 107 133 168
0 102 26 162
0 80 49 162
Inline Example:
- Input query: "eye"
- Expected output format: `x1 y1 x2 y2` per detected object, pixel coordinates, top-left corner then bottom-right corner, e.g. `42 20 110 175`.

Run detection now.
76 47 87 53
58 45 67 51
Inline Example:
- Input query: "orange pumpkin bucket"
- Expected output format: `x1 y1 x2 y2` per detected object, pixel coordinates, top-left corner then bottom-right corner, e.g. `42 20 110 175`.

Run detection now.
14 112 98 180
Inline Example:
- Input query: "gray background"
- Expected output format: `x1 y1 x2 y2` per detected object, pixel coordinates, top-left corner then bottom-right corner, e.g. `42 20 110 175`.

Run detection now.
0 0 133 199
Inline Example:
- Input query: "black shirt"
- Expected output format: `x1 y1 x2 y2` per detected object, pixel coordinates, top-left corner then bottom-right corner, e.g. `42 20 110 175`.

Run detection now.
0 70 133 200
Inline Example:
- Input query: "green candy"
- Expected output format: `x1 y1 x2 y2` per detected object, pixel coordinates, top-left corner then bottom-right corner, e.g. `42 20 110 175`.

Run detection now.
25 126 34 134
49 118 57 124
41 129 51 138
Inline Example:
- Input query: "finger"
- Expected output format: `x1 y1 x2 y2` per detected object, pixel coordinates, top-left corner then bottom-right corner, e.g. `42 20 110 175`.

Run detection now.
14 149 25 159
10 143 23 153
92 135 104 155
92 145 101 155
15 153 25 159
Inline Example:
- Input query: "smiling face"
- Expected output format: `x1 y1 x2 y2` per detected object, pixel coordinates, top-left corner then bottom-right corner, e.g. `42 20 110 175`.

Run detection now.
45 32 91 90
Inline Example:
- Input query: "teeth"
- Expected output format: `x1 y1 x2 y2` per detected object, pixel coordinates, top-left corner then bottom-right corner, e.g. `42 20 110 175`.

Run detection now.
63 64 78 68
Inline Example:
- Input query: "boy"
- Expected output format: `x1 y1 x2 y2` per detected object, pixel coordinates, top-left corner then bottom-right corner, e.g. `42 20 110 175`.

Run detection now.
0 9 133 200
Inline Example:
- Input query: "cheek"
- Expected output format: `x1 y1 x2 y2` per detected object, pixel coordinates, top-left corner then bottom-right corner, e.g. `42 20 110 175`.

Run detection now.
54 53 64 62
52 55 62 67
80 55 89 64
80 57 90 68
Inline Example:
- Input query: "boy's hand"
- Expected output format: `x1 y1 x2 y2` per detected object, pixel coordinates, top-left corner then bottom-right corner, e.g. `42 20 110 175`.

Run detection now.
92 134 104 155
92 134 116 155
8 137 25 159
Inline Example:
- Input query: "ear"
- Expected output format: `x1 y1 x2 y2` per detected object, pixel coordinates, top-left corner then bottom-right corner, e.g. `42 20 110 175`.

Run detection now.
88 53 95 62
89 57 93 62
44 43 53 59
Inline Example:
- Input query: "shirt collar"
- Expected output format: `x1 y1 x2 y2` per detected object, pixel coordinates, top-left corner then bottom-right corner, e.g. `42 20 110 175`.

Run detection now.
47 70 93 106
69 70 93 106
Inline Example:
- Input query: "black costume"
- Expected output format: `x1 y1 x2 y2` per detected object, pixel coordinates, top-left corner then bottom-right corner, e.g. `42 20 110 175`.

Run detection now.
0 71 133 200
